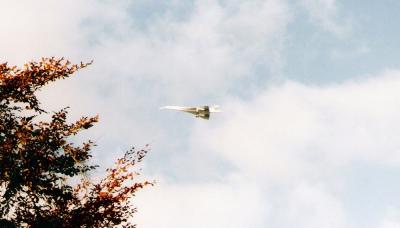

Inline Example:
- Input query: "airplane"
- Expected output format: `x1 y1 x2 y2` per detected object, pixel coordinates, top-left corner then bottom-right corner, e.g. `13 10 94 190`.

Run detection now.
160 105 221 120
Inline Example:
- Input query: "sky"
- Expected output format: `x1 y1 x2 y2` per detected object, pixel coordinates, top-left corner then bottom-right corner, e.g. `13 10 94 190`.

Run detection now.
1 0 400 227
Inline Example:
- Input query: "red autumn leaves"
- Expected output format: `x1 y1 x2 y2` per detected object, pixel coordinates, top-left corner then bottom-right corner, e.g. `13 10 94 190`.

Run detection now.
0 58 151 227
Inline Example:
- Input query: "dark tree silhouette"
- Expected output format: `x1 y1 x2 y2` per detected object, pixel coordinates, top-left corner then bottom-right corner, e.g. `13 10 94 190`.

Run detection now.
0 58 152 227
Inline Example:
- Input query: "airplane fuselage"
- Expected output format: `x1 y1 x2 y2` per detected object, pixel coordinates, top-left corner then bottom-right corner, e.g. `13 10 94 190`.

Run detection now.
160 105 220 120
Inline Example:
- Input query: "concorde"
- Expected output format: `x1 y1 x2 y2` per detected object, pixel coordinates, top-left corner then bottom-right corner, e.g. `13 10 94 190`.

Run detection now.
160 105 221 120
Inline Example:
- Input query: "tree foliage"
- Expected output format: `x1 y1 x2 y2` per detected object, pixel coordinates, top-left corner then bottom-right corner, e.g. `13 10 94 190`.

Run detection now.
0 58 152 227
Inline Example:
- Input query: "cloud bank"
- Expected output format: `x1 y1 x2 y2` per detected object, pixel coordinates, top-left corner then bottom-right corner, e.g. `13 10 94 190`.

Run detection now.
136 71 400 228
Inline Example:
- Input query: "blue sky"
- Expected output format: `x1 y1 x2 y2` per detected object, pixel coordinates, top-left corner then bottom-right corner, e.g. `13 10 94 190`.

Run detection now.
286 0 400 83
2 0 400 227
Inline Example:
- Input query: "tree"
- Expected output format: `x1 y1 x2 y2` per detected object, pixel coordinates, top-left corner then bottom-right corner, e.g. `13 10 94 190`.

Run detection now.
0 58 152 227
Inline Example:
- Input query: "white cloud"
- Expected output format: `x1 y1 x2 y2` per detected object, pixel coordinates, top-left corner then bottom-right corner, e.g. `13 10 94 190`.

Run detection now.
135 176 355 228
379 208 400 228
193 71 400 180
298 0 351 37
85 0 291 102
135 179 268 228
133 71 400 228
0 1 87 64
182 71 400 227
283 183 351 228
